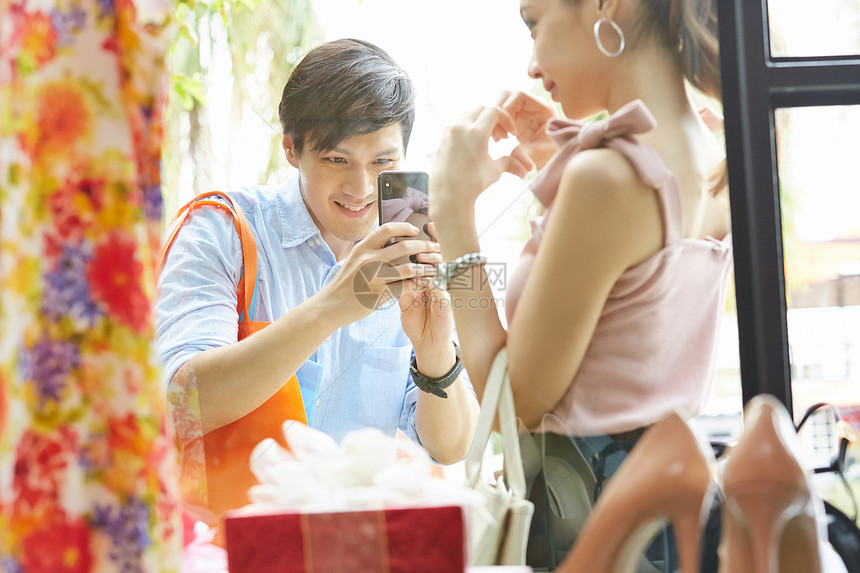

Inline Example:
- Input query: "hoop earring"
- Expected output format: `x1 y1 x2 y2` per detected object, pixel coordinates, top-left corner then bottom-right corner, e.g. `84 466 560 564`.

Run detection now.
593 17 625 58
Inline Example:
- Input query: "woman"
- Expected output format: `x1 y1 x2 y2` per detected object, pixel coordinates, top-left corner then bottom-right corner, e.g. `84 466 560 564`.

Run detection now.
429 0 730 569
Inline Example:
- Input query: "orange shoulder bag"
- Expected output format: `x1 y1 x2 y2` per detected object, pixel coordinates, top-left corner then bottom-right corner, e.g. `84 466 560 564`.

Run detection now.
159 192 307 517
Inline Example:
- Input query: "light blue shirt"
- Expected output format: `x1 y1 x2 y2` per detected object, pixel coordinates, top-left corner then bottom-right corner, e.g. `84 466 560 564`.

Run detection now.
155 177 444 444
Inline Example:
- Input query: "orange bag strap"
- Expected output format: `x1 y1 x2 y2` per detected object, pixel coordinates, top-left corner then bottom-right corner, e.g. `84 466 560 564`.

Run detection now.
158 192 257 328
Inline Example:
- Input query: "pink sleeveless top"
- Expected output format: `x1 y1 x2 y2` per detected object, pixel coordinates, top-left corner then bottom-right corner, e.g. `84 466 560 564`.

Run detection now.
505 100 733 436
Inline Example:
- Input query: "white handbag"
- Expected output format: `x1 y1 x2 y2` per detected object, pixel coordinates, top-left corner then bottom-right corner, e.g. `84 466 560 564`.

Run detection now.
465 347 534 566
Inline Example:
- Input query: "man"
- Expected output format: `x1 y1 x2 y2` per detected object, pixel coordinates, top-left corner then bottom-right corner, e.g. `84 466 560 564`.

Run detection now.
156 39 479 511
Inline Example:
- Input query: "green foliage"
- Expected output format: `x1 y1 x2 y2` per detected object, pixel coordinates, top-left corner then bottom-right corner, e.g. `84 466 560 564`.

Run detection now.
170 72 206 110
173 0 262 39
162 0 320 218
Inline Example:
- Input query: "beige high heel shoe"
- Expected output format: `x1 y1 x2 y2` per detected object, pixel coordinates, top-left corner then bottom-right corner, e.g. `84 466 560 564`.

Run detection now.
556 412 715 573
718 394 822 573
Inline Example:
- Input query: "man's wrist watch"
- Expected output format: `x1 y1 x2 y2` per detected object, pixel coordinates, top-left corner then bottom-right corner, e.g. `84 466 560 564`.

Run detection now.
410 342 463 399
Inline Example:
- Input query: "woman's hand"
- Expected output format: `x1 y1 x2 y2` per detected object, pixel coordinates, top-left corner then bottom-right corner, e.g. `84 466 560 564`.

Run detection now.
496 90 558 170
698 105 724 133
430 102 535 213
429 91 556 231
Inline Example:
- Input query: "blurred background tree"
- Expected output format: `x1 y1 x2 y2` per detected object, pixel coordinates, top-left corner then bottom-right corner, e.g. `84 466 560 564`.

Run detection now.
163 0 321 220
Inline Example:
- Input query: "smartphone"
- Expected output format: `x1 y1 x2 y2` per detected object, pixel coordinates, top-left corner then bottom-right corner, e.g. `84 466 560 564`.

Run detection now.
378 170 432 264
378 170 429 225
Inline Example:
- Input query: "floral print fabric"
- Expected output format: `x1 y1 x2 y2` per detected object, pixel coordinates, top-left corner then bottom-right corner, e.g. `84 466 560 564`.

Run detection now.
0 0 181 570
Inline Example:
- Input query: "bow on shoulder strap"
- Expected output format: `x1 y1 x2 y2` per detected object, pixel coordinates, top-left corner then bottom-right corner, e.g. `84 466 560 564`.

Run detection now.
529 100 657 206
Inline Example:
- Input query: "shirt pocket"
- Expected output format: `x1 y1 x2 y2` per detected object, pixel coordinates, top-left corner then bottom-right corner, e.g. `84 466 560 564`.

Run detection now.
353 345 413 432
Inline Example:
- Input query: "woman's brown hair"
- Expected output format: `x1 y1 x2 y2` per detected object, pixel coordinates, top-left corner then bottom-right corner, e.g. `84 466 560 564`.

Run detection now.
576 0 722 101
659 0 721 101
642 0 726 193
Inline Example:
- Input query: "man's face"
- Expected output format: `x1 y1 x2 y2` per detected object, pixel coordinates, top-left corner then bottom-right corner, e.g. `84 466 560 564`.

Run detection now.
293 124 404 249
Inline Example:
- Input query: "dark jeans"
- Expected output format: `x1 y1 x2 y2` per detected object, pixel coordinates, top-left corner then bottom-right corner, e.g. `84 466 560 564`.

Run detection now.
525 432 722 572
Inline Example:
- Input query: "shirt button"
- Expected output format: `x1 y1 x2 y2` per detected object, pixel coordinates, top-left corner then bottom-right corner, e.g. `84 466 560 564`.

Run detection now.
314 237 322 246
306 239 314 246
315 399 321 407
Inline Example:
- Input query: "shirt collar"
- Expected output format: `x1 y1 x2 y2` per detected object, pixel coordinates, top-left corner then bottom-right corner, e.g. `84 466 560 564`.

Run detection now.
277 175 324 248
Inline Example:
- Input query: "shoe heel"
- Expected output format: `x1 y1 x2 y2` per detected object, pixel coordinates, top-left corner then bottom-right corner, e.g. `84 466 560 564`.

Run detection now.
557 412 713 573
723 488 818 573
674 505 707 573
718 394 822 573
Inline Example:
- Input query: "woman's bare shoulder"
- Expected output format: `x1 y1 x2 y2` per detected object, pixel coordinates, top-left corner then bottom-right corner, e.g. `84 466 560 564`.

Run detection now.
554 147 663 265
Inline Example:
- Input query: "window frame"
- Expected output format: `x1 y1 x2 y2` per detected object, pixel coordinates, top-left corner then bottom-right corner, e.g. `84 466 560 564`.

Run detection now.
717 0 860 411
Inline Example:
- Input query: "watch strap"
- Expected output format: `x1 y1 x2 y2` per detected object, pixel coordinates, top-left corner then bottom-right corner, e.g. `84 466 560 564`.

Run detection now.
410 343 463 399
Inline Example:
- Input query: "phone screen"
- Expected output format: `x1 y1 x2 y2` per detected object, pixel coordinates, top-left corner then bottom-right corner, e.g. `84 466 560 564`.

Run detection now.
378 171 432 263
378 170 430 227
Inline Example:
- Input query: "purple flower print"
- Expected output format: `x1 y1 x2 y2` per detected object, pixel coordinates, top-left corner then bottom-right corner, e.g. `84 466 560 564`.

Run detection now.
51 7 87 47
90 497 152 573
42 245 102 329
97 0 114 19
20 338 80 405
1 557 24 573
142 184 162 223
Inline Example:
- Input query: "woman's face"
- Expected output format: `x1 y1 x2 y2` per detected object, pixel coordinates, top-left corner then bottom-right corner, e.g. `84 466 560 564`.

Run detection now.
520 0 609 118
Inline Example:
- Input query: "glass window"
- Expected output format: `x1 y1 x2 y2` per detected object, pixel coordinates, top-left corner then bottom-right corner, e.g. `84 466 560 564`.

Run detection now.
768 0 860 57
776 105 860 517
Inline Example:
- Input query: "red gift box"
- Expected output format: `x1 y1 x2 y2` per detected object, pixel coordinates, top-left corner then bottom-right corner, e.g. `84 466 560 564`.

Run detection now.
225 504 466 573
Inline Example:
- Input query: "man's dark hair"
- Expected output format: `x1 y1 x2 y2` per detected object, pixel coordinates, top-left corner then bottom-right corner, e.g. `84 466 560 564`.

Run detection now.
278 39 415 156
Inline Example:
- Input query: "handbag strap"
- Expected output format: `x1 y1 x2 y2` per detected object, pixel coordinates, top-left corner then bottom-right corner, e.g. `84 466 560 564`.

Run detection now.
465 348 528 498
795 402 858 521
